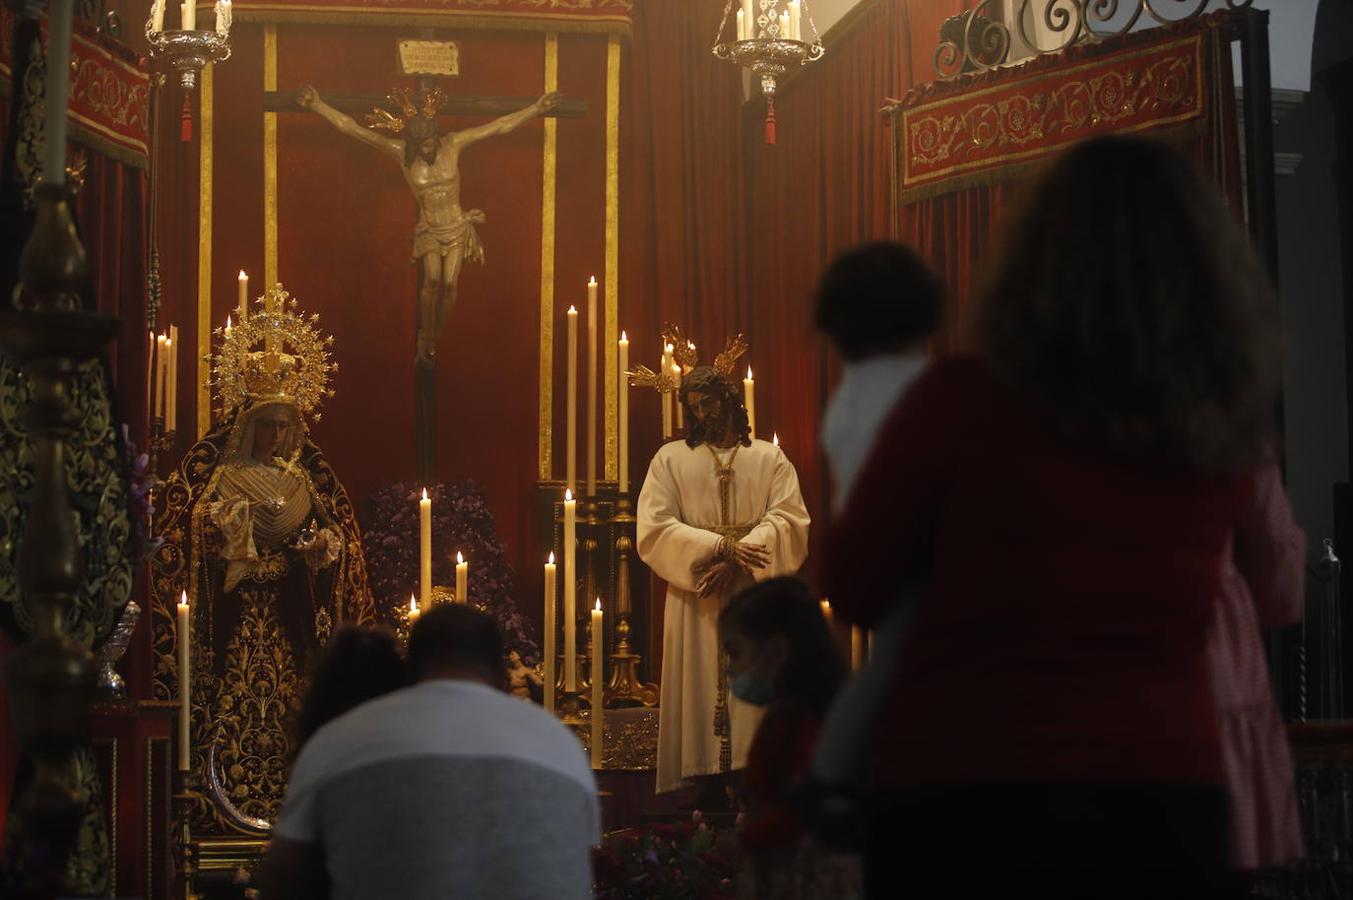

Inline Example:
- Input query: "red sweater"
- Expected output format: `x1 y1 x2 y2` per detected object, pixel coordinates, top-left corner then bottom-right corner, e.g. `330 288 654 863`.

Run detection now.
740 701 820 852
824 358 1251 789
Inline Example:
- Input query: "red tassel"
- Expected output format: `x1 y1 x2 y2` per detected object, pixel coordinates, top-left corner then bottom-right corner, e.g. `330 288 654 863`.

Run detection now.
764 96 777 146
180 95 193 143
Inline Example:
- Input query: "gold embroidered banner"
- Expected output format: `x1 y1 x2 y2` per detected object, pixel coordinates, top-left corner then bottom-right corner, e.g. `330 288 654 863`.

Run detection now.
0 11 151 168
234 0 632 33
896 29 1205 203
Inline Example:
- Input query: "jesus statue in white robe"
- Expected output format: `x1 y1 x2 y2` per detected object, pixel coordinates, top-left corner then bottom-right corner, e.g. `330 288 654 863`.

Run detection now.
637 366 811 794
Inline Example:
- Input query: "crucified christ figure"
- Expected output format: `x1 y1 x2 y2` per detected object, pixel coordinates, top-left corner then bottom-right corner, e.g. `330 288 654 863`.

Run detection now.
297 85 561 479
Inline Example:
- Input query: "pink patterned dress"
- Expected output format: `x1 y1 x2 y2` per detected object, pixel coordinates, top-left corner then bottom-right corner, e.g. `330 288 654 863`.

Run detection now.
1208 463 1306 869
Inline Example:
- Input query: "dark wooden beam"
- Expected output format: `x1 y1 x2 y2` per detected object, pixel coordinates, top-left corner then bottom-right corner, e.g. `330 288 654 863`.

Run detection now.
262 91 588 118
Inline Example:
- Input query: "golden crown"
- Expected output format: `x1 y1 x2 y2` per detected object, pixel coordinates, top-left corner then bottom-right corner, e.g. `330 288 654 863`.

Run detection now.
627 326 748 394
212 284 337 420
365 85 447 134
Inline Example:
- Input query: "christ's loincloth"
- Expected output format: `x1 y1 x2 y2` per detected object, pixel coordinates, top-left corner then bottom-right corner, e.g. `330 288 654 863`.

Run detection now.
412 209 486 263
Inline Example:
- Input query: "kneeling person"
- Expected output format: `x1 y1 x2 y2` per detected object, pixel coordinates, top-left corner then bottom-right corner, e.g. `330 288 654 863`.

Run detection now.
256 605 600 900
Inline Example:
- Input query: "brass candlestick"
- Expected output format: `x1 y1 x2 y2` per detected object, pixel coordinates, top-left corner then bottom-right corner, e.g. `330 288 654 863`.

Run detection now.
607 531 659 707
173 768 199 900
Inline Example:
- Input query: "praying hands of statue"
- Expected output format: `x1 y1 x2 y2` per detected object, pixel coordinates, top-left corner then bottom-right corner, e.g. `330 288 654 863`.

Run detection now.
695 539 770 598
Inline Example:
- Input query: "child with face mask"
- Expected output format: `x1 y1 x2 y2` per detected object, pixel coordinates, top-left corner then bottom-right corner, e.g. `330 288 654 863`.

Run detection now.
718 577 860 899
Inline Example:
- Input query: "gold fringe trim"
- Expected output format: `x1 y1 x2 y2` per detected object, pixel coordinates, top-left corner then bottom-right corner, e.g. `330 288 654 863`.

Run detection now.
895 119 1208 206
234 9 630 36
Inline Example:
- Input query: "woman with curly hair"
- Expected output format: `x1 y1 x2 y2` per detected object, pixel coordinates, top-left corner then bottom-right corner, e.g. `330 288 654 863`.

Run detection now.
825 135 1286 898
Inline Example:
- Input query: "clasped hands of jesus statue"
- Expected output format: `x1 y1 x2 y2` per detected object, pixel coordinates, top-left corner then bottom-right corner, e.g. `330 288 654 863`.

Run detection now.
694 536 771 599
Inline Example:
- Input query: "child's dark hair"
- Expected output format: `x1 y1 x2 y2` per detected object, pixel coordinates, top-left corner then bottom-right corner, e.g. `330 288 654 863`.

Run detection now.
719 576 848 717
814 241 945 361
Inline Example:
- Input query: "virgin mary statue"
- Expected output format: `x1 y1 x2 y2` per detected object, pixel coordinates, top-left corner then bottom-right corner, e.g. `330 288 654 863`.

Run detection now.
152 284 374 833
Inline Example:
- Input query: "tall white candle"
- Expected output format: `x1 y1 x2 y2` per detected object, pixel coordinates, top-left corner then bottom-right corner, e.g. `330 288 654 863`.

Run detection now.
563 490 577 692
455 551 468 604
177 592 191 771
779 10 789 37
789 0 801 39
419 489 432 610
591 600 604 769
742 0 755 37
156 334 169 423
744 366 756 439
182 1 195 30
237 270 248 322
587 278 598 497
661 343 674 439
544 553 557 713
736 8 745 40
566 306 578 493
42 0 74 185
673 363 684 432
145 329 154 426
618 333 629 494
151 0 166 33
215 0 231 35
168 326 179 433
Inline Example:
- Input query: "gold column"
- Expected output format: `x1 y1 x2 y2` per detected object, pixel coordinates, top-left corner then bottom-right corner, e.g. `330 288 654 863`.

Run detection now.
538 33 559 481
264 25 279 289
603 35 620 481
196 63 214 438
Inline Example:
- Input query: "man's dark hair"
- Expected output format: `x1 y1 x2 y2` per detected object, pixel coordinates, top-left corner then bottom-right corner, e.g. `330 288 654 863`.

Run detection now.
407 603 506 684
814 241 945 361
403 115 440 168
681 366 752 448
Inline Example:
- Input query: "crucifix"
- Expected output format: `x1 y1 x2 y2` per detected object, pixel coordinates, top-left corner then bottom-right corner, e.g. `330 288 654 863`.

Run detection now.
265 39 585 483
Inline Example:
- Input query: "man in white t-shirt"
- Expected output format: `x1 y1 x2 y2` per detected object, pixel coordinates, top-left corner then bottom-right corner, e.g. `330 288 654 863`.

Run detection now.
254 604 600 900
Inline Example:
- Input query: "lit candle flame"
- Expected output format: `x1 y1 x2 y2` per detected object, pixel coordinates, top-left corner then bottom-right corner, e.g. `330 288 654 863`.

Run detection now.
773 433 780 448
548 552 555 565
457 551 465 565
225 315 232 333
665 343 674 353
568 305 577 314
620 330 628 341
588 276 597 286
409 594 419 614
238 269 247 280
421 487 428 501
747 366 753 380
595 599 602 612
180 590 188 607
565 489 573 502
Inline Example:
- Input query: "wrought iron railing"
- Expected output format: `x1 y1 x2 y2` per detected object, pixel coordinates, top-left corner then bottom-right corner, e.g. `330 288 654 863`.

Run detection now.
935 0 1253 80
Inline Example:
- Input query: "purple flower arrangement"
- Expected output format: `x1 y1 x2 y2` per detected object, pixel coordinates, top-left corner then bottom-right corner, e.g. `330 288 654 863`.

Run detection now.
361 481 540 664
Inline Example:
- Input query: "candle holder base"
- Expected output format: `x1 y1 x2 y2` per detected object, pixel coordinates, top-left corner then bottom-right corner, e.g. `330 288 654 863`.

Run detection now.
606 651 659 708
172 768 200 900
558 689 585 725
